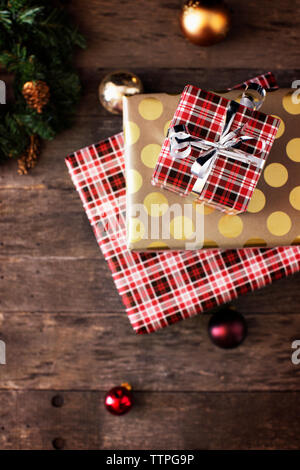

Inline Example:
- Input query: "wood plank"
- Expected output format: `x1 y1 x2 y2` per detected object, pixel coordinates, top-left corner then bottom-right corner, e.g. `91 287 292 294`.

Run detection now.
0 311 300 391
1 390 300 449
0 254 299 314
69 0 300 70
0 256 123 313
1 67 299 189
0 0 299 451
0 391 99 450
0 188 98 257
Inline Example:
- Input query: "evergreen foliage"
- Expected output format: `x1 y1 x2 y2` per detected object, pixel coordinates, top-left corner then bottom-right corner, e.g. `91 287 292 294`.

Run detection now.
0 0 85 162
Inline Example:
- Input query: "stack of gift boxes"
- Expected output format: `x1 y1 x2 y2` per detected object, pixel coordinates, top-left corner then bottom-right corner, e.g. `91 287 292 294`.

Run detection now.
125 74 300 250
66 73 300 334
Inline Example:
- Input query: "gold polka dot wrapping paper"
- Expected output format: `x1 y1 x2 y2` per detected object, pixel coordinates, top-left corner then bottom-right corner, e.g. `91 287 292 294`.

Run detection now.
123 89 300 251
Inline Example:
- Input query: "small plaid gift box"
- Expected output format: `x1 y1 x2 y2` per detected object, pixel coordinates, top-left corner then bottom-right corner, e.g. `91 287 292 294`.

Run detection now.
66 132 300 334
152 81 281 214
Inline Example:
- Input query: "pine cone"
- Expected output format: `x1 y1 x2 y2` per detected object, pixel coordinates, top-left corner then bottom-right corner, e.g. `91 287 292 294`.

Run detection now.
22 80 50 114
18 135 40 175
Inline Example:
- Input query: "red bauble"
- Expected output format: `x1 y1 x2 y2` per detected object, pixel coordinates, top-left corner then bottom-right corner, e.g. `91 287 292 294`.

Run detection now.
104 383 133 415
208 309 247 349
180 0 231 47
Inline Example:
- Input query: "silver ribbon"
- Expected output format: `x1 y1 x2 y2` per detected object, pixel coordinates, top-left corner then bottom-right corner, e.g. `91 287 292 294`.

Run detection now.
168 83 267 194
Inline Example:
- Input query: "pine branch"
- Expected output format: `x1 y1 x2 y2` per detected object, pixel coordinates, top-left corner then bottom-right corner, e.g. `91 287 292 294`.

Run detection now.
16 6 44 25
0 0 85 168
0 9 11 29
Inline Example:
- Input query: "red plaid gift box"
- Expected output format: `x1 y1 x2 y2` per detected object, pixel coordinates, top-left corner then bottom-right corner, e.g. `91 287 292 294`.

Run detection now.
152 76 280 214
66 133 300 334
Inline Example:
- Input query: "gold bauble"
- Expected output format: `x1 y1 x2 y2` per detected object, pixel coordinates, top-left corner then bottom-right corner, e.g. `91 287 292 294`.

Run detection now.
180 0 231 46
99 71 143 114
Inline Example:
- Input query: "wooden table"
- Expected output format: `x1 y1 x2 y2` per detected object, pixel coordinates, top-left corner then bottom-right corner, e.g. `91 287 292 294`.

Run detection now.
1 0 300 450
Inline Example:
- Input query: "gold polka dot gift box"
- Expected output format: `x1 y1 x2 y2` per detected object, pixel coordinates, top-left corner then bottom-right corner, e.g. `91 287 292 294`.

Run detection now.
123 84 300 251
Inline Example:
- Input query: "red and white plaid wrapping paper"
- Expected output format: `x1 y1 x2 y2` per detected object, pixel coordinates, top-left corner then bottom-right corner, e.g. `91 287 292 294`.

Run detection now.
152 76 280 214
66 132 300 334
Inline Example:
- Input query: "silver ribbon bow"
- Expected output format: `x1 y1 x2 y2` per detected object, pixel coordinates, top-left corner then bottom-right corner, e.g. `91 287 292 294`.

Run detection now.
168 83 267 194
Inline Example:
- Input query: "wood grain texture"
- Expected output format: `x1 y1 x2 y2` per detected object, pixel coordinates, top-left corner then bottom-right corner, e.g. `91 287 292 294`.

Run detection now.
0 312 300 392
0 188 98 257
1 0 300 450
1 390 300 449
69 0 300 70
1 255 299 313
